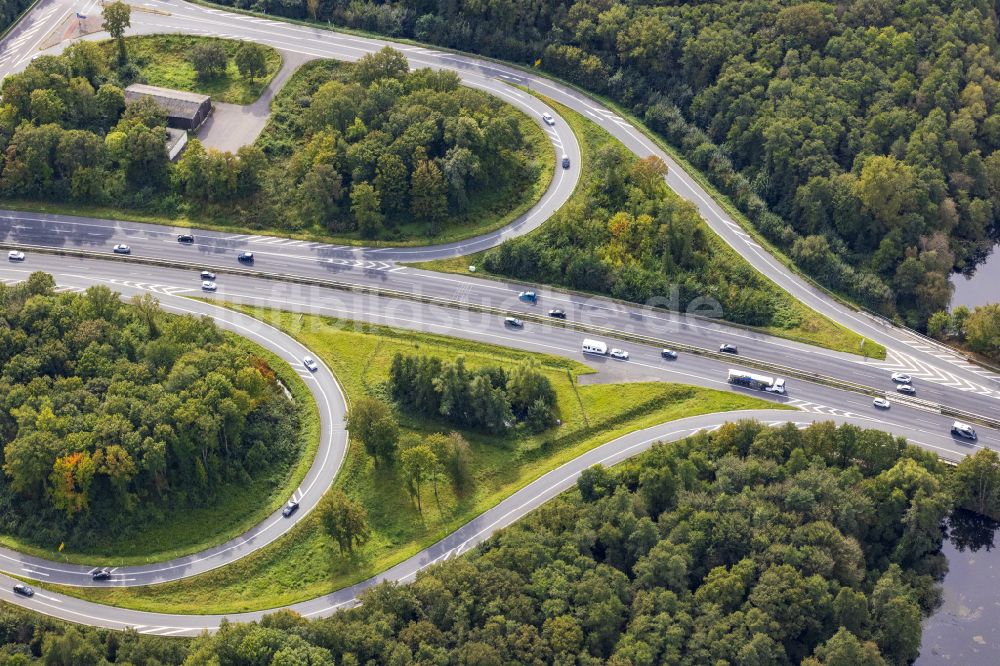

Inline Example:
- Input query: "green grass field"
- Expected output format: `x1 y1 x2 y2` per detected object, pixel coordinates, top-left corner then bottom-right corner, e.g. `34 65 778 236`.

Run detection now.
104 35 282 105
47 307 785 613
0 334 319 566
411 95 885 360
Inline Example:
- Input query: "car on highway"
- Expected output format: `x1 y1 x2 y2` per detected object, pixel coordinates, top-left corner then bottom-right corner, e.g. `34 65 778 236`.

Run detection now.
548 309 566 319
719 343 738 354
895 384 916 395
609 348 629 360
201 281 217 292
873 397 891 409
519 291 537 303
281 499 299 517
303 356 318 372
661 349 678 360
177 234 195 244
238 251 254 264
952 421 978 441
561 154 570 169
113 243 131 254
541 112 555 126
7 250 24 261
200 270 216 280
12 584 33 597
91 570 111 581
891 372 912 384
504 317 524 328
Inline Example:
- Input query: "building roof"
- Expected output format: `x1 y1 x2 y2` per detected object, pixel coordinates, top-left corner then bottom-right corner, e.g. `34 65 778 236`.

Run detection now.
124 84 211 120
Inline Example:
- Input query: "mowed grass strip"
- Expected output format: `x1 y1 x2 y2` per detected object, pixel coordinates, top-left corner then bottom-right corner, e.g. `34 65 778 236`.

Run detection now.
47 309 785 614
0 334 319 565
102 35 282 105
411 95 885 360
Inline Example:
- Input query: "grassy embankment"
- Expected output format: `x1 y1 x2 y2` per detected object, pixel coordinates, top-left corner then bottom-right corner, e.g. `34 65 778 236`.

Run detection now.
0 334 319 566
48 308 785 613
103 35 283 105
411 95 886 360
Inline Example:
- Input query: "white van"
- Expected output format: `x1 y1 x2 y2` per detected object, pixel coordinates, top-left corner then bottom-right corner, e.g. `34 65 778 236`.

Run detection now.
582 339 607 355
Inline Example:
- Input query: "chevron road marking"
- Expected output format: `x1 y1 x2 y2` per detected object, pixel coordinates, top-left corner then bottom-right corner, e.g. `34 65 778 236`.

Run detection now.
870 348 1000 398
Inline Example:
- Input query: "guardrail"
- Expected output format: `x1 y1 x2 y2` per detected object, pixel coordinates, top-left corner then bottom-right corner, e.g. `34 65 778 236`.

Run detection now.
5 240 1000 433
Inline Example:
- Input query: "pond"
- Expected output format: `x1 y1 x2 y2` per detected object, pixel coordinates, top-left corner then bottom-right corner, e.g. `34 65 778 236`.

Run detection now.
951 243 1000 309
918 511 1000 664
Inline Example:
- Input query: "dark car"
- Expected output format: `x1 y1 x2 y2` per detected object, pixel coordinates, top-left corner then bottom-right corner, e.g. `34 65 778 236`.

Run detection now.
91 570 111 581
504 317 524 328
281 499 299 517
177 234 195 244
200 270 216 280
13 584 33 597
561 154 570 169
238 251 255 264
661 349 678 360
548 309 566 319
113 243 131 254
719 344 738 354
518 291 537 303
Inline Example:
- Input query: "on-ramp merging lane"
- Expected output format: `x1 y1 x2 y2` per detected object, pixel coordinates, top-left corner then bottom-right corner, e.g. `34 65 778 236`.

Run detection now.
0 0 997 635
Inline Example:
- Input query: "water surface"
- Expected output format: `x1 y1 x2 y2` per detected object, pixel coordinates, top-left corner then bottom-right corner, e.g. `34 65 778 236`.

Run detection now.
952 243 1000 309
919 511 1000 664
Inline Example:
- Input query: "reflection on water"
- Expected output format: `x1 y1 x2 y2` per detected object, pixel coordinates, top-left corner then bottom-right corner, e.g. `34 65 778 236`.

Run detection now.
951 243 1000 309
918 510 1000 664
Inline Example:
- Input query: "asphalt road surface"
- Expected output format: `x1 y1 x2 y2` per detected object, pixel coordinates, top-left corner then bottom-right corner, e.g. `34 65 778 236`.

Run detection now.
0 0 997 636
0 267 350 589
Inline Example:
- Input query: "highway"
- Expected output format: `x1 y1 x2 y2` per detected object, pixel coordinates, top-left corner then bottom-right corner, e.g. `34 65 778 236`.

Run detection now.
0 0 996 408
0 261 351 588
0 0 998 637
3 217 999 420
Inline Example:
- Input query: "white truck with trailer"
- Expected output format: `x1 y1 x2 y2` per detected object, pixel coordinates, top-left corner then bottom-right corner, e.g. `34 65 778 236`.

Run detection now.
727 369 786 394
582 339 608 355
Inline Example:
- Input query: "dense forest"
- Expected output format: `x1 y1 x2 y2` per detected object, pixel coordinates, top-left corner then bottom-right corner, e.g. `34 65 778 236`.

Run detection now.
482 138 815 330
0 0 31 35
928 302 1000 361
389 353 557 433
0 273 300 548
3 419 988 664
251 54 543 238
0 44 543 240
209 0 1000 327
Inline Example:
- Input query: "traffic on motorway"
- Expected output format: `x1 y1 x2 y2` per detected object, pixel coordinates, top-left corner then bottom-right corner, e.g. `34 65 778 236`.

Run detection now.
0 0 997 638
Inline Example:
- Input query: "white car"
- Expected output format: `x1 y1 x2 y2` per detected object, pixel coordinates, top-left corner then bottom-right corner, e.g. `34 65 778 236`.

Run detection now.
609 348 629 360
952 421 978 441
7 250 24 261
201 281 217 292
541 112 555 126
303 356 319 372
113 243 131 254
873 397 890 409
891 372 912 384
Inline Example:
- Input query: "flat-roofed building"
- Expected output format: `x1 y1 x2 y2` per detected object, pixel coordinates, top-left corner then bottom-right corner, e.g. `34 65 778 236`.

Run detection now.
124 84 212 131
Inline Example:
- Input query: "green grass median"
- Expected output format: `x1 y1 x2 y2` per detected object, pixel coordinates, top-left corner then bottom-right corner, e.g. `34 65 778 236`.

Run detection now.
45 307 786 614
